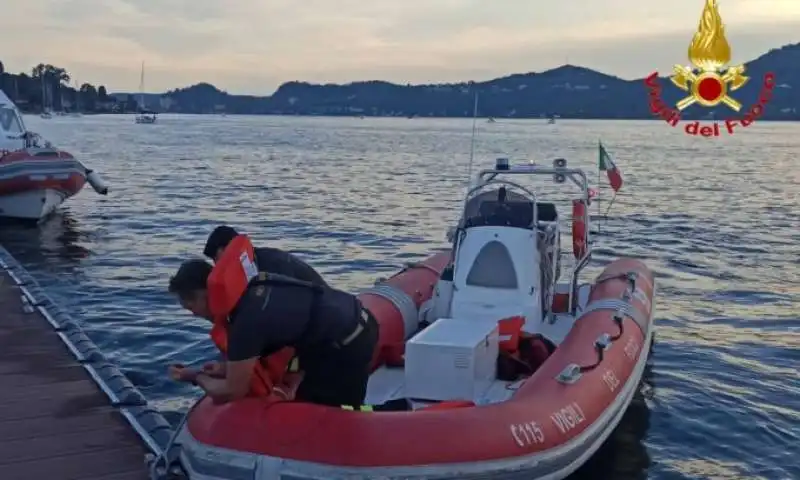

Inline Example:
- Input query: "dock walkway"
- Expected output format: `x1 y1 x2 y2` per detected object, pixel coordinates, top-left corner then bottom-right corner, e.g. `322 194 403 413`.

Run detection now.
0 247 174 480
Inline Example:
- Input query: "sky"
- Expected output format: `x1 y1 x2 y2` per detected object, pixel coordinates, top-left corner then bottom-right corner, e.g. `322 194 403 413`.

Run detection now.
2 0 799 94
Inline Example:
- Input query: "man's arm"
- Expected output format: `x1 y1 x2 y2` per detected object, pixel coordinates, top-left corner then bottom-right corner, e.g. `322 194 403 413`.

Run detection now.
202 360 227 378
195 358 256 403
195 291 270 403
202 288 306 402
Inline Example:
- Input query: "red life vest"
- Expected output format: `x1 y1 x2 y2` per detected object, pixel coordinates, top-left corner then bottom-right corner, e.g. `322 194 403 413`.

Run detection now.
207 234 296 398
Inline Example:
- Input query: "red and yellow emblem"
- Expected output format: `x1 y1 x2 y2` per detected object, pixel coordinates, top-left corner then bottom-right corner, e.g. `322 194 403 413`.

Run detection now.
670 0 748 111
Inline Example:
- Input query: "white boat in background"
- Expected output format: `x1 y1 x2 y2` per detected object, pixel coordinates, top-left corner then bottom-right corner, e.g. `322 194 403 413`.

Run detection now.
135 110 157 124
0 89 109 222
134 62 157 124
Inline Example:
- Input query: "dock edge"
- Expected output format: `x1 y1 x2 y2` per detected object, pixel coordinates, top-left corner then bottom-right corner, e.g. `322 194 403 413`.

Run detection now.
0 245 175 459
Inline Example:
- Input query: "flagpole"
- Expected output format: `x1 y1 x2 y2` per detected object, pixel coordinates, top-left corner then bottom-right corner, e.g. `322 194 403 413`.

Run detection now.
597 140 602 235
604 192 618 217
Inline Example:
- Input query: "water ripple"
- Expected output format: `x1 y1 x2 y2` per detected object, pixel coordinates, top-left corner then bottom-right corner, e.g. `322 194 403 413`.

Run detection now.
1 116 797 479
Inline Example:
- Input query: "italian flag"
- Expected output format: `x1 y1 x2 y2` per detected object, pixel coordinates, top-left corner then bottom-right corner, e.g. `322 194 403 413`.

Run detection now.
599 142 623 193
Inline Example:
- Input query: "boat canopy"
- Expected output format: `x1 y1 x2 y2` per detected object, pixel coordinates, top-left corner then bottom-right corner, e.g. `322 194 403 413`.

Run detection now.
0 90 26 149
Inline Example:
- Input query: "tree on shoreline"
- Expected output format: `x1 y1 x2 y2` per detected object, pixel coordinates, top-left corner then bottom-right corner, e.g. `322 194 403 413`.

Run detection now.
0 60 128 113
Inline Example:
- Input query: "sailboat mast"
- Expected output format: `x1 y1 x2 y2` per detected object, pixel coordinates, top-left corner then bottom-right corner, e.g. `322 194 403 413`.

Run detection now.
139 61 145 109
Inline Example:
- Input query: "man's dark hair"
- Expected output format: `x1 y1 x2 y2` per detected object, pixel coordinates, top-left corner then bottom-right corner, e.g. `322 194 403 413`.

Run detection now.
168 259 213 298
203 225 239 259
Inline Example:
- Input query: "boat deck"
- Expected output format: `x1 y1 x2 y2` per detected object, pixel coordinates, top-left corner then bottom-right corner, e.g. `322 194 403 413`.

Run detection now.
0 248 174 480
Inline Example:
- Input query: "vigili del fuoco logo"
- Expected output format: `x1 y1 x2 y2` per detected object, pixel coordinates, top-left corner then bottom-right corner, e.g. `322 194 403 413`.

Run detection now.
644 0 775 137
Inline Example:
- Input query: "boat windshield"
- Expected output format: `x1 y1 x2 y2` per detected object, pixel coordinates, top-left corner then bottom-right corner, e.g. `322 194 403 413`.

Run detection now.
0 105 24 135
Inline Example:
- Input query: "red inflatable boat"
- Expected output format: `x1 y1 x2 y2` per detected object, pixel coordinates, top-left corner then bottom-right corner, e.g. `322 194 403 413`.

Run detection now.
175 159 656 480
0 90 109 221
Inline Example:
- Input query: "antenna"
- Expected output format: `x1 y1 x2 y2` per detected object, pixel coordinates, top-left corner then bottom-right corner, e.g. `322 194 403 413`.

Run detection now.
451 88 481 275
465 89 479 189
139 61 145 107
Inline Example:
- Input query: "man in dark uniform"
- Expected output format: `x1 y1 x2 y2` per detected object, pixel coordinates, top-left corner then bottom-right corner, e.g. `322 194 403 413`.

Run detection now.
203 225 328 286
167 259 379 407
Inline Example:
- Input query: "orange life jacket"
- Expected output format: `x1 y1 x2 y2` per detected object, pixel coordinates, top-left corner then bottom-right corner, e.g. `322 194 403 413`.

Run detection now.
207 234 296 398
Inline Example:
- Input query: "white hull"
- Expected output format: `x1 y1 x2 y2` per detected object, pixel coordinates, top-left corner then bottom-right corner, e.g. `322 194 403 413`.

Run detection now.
0 189 66 221
135 115 157 124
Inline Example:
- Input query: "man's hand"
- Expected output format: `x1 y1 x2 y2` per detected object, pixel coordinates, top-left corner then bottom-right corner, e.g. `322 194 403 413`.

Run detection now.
272 373 304 401
201 361 226 378
168 363 198 383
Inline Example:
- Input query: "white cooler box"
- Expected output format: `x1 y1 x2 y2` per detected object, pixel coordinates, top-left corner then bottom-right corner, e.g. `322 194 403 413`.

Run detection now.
404 317 499 402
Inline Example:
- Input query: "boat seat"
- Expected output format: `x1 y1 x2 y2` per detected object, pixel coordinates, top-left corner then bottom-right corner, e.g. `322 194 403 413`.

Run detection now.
473 201 534 229
466 201 559 230
536 202 558 223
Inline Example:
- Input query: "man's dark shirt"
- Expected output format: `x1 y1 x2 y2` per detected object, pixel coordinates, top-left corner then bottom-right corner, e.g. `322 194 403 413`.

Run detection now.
254 247 328 287
226 281 359 362
226 282 314 362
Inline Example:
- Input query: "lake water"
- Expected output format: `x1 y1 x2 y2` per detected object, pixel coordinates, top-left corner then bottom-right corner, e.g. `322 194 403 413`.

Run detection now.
2 114 798 479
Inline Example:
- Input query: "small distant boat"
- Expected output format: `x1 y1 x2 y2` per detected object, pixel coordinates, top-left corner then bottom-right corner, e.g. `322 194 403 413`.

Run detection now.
547 116 557 124
135 110 157 124
0 89 109 221
487 117 496 123
134 61 157 124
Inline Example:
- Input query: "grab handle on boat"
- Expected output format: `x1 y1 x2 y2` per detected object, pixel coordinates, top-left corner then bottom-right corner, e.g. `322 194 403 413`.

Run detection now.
595 270 638 290
624 271 637 292
555 364 582 384
555 273 638 385
555 333 613 385
609 312 625 341
583 333 612 371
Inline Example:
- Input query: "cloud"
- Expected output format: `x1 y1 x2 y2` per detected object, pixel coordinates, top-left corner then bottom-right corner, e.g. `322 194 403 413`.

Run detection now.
728 0 800 20
1 0 799 93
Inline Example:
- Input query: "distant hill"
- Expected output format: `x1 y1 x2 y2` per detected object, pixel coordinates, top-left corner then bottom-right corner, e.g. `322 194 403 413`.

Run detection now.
119 43 800 119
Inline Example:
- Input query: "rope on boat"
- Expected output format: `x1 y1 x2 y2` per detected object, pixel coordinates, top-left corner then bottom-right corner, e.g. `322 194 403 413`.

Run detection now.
147 396 203 480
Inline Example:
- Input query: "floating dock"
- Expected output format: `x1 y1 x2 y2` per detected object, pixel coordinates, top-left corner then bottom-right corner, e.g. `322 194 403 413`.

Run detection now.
0 246 176 480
